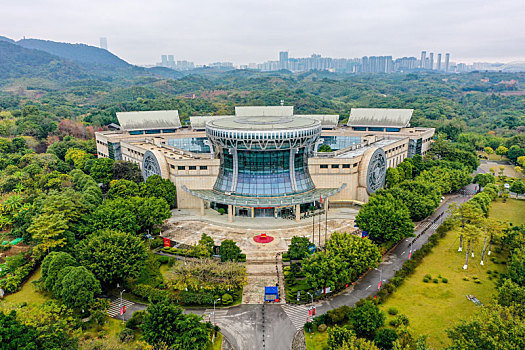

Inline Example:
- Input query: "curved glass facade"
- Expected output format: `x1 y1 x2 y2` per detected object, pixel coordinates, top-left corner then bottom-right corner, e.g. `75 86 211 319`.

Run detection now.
214 148 315 197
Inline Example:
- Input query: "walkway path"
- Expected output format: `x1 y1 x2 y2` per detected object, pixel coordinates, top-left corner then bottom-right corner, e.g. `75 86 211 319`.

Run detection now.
243 251 284 304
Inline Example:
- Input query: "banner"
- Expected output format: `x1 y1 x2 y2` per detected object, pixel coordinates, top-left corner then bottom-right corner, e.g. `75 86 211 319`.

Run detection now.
163 237 171 248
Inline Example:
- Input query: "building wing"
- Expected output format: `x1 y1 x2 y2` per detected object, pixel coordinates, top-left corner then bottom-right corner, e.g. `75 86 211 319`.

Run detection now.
116 110 181 131
347 108 413 128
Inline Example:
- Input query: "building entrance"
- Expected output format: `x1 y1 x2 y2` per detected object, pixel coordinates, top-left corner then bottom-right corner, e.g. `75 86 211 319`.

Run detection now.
254 208 274 217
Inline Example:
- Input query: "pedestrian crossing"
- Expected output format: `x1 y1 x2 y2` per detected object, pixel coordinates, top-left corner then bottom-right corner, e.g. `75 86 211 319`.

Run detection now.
428 221 441 231
108 299 134 318
281 304 309 330
203 308 229 323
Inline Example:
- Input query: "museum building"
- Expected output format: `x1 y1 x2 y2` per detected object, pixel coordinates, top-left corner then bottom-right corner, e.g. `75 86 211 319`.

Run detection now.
95 106 434 221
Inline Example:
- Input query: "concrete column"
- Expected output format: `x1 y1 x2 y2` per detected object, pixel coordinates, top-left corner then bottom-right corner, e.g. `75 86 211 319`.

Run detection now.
228 205 233 223
295 204 301 222
251 207 255 218
200 199 205 216
324 198 329 211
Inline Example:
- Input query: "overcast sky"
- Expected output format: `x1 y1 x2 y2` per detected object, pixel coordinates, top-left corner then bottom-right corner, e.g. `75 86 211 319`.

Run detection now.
2 0 525 66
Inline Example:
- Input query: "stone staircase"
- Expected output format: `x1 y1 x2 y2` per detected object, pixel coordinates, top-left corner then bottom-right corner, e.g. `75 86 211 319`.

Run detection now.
242 251 285 304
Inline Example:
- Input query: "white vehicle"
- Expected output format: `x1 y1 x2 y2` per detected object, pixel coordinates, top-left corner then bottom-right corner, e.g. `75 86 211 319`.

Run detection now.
504 183 510 189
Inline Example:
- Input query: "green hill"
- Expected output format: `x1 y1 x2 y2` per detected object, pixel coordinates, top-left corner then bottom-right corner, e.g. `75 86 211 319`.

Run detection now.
16 38 130 68
0 41 91 82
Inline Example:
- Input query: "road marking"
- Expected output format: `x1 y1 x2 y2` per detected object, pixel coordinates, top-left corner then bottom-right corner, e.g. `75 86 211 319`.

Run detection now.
108 299 134 318
366 285 371 290
401 251 405 255
281 304 309 330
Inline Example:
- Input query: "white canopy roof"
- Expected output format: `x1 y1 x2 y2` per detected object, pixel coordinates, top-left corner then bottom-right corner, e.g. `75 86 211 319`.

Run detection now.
347 108 413 128
117 110 181 131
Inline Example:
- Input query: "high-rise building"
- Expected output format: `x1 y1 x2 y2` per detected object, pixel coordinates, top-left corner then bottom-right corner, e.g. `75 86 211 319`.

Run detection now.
445 53 450 72
436 53 442 71
429 53 434 70
420 51 427 69
99 37 108 50
161 55 168 66
279 51 289 70
168 55 175 68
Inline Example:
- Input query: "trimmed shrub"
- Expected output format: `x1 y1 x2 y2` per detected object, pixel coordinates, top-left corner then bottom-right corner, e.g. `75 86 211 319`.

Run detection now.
395 314 410 326
433 278 439 283
442 278 448 283
388 307 399 315
221 293 233 305
318 324 327 333
157 256 169 264
389 319 399 327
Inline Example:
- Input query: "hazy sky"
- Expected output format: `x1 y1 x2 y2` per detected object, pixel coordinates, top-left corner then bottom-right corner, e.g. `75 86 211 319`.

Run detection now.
2 0 525 65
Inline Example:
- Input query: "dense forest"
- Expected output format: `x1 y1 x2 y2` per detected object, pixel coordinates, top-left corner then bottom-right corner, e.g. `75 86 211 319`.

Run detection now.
1 40 524 137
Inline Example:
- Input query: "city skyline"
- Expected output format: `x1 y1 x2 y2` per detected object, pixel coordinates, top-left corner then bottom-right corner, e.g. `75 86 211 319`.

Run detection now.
155 50 513 73
2 0 524 65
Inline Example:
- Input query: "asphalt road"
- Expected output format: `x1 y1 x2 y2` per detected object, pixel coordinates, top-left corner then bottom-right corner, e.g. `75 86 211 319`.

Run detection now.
112 183 478 350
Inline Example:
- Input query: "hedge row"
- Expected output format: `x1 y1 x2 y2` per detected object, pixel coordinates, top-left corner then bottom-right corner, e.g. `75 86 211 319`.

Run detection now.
131 283 238 306
159 247 246 262
0 258 38 294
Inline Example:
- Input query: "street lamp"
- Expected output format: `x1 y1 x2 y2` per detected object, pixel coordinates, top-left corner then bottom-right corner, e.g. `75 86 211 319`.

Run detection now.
213 298 220 326
306 291 314 319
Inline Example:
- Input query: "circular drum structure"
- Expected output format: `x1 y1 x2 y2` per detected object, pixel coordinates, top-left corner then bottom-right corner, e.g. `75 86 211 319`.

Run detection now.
206 115 322 198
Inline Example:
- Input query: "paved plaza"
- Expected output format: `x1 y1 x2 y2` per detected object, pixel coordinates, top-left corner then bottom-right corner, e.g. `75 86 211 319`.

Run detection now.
162 207 359 304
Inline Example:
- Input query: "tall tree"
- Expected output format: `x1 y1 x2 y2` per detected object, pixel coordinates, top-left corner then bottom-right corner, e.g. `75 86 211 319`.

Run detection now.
140 174 177 208
355 194 414 245
55 266 101 310
76 230 147 286
447 304 524 350
142 299 211 350
350 301 385 339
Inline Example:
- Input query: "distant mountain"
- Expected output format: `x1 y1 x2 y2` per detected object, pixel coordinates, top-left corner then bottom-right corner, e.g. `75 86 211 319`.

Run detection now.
0 40 91 82
16 38 130 68
0 36 15 43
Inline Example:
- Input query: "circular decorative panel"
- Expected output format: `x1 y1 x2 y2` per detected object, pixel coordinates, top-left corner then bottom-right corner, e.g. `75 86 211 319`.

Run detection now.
142 151 161 181
366 148 386 194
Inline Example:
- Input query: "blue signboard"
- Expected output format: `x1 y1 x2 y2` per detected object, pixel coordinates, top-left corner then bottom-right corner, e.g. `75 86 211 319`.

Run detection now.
308 245 316 254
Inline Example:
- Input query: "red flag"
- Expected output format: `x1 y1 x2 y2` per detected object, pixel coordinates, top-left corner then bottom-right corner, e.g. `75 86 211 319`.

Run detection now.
309 308 312 317
312 307 316 316
378 281 382 290
320 195 323 204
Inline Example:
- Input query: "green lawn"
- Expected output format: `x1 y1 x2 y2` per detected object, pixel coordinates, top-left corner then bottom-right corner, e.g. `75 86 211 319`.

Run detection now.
305 329 329 350
489 198 525 226
2 267 51 305
378 199 522 349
